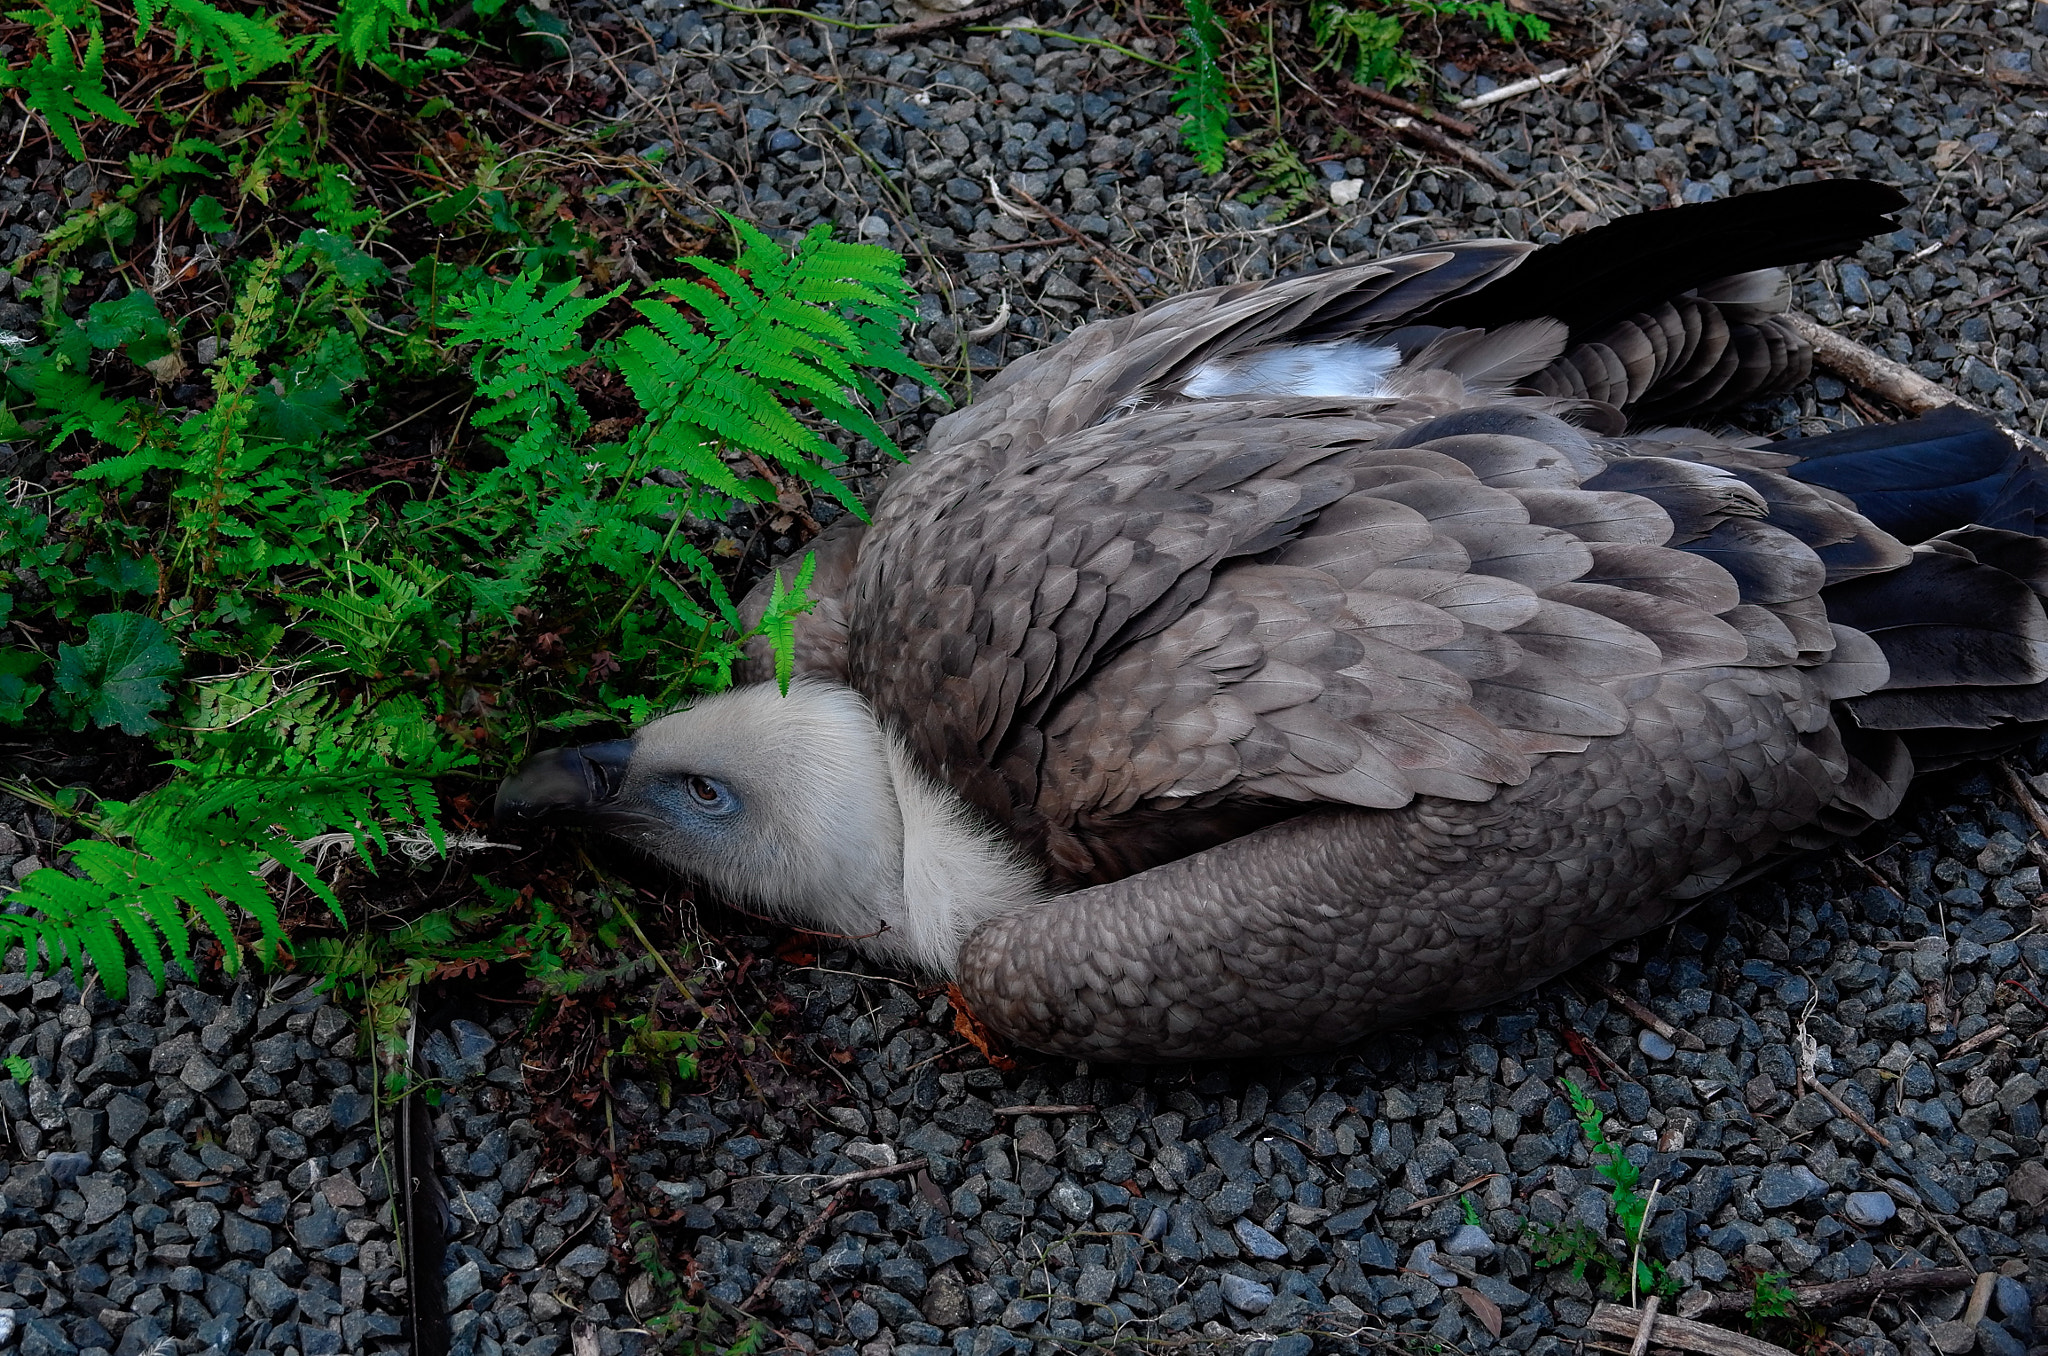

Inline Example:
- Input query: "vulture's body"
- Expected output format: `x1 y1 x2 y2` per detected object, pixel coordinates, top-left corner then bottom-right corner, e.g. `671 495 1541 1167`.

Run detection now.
501 181 2048 1061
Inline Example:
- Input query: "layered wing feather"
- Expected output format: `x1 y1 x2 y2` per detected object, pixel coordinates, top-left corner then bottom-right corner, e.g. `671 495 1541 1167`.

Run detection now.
850 396 1909 886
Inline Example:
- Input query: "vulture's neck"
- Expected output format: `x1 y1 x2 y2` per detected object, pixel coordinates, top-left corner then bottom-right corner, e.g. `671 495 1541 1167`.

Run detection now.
772 684 1043 974
876 736 1045 973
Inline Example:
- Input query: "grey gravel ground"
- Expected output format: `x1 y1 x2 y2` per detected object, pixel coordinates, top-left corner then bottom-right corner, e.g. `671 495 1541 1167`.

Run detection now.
5 0 2048 1354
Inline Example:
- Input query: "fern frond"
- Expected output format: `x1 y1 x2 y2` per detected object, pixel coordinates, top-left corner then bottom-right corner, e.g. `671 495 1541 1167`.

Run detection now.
1174 0 1230 175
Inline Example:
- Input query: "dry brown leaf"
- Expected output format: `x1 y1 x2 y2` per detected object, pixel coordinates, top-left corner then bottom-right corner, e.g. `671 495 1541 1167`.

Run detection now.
948 984 1018 1070
1454 1286 1503 1338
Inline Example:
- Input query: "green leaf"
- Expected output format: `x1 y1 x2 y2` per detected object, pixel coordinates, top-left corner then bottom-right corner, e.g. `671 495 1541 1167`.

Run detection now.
149 0 298 84
189 193 231 233
253 373 351 442
0 649 45 723
85 553 159 597
297 228 389 289
82 289 175 366
2 1054 31 1085
52 611 181 734
0 21 137 161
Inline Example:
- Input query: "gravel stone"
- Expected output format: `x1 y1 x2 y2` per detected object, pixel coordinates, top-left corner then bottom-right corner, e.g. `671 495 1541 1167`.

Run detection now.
1218 1273 1274 1313
1842 1191 1897 1227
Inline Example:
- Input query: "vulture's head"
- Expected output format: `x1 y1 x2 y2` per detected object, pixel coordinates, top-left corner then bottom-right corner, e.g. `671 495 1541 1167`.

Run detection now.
494 680 1041 971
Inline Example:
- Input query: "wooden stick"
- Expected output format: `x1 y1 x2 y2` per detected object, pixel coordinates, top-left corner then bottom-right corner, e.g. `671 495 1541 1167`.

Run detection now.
1395 1171 1502 1215
1584 978 1706 1051
1343 82 1478 136
1003 181 1146 313
994 1104 1096 1115
1364 110 1515 187
1456 64 1581 111
806 1157 930 1194
747 1191 845 1307
1627 1296 1662 1356
1945 1022 2011 1059
1803 1071 1895 1150
1782 312 1972 415
1999 762 2048 847
875 0 1024 42
1589 1303 1799 1356
1675 1266 1977 1320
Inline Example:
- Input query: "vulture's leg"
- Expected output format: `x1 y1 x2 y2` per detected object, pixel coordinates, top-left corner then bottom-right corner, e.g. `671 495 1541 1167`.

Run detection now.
957 669 1845 1062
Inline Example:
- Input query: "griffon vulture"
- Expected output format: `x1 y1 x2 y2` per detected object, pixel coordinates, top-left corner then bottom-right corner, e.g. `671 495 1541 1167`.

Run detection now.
499 180 2048 1061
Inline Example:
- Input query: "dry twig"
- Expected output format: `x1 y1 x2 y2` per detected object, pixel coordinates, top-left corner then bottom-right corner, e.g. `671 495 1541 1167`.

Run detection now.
1456 64 1582 111
1783 312 1974 415
1588 1303 1797 1356
1584 978 1706 1051
1675 1266 1977 1320
1363 110 1514 186
875 0 1026 43
1342 82 1478 136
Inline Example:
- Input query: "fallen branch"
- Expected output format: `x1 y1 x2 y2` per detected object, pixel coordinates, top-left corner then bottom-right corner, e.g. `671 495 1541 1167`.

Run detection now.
1589 1303 1797 1356
1456 64 1581 111
1674 1267 1977 1321
2000 761 2048 849
1395 1171 1502 1215
1343 82 1478 136
1627 1296 1662 1356
1782 312 1972 415
1364 110 1514 186
1945 1021 2011 1059
1584 978 1706 1051
804 1157 930 1194
1005 182 1147 312
875 0 1025 42
747 1193 845 1307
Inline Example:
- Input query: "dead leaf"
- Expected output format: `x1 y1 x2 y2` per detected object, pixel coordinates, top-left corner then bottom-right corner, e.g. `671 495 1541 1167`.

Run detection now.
948 984 1017 1070
1454 1286 1504 1338
1931 140 1966 170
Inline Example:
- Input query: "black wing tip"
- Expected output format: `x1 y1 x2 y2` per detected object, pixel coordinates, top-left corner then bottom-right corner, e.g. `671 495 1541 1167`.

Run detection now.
1413 178 1910 337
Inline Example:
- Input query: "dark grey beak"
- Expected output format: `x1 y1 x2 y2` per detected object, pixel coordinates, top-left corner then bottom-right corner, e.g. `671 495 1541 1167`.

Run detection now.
494 740 635 828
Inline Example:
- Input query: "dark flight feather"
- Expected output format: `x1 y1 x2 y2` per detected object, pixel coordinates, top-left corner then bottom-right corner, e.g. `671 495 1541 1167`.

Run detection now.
1413 179 1908 337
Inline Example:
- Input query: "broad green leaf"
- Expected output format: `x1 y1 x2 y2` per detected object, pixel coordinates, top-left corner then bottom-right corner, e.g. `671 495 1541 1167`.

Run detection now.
52 611 181 734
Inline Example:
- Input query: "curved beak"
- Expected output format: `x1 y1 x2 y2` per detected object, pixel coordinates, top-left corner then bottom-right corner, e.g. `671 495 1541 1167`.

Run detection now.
494 740 635 828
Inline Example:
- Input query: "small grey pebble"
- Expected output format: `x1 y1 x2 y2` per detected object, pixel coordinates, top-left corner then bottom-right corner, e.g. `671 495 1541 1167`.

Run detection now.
1638 1030 1676 1061
1842 1191 1896 1227
1444 1223 1496 1258
1232 1218 1287 1260
43 1152 90 1186
1218 1273 1273 1313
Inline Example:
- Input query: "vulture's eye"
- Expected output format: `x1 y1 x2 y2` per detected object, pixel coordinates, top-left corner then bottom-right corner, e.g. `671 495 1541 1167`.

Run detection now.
682 775 738 815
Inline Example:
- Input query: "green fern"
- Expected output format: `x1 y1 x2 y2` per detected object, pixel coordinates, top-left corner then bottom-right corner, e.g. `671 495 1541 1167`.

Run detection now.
1524 1078 1676 1300
1748 1271 1796 1322
0 1 137 160
1311 0 1551 89
1174 0 1230 175
1 1054 30 1085
0 678 468 998
617 214 927 513
134 0 299 84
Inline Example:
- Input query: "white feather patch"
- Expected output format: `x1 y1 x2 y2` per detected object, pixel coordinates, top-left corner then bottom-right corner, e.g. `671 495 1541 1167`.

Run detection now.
1182 340 1402 400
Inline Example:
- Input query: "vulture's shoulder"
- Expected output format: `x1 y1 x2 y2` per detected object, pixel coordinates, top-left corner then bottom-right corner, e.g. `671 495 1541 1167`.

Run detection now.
846 400 1911 881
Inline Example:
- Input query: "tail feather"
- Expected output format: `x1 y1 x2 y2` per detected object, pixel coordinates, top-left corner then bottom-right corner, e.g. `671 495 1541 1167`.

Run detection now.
1784 405 2048 541
1785 410 2048 755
